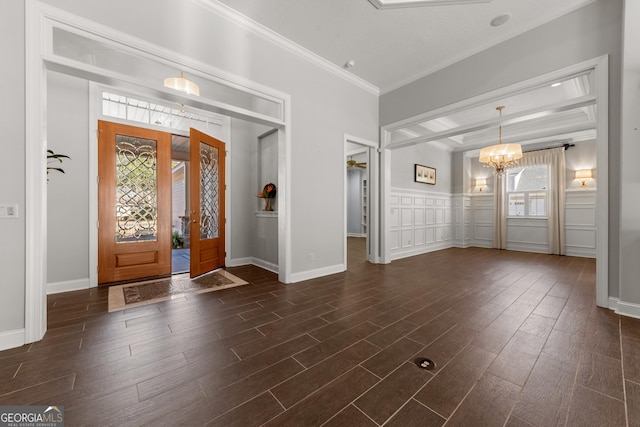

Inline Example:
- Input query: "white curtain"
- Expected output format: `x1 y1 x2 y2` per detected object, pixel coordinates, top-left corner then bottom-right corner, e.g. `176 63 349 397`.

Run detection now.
493 173 507 249
517 147 566 255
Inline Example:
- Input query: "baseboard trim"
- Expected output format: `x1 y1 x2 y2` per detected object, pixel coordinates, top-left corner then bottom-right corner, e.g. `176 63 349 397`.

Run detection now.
228 257 279 274
251 258 279 274
227 257 253 267
613 298 640 319
347 233 366 238
391 243 452 261
290 263 345 283
47 278 92 295
0 329 26 351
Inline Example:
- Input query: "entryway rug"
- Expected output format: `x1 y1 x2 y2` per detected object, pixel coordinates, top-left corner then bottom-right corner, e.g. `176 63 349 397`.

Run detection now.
107 270 248 312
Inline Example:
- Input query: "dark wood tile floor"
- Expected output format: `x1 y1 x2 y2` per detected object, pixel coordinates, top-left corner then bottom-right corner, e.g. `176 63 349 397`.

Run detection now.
2 241 639 426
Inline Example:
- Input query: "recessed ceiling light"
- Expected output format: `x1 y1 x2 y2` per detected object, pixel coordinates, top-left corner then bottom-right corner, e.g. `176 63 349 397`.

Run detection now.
551 82 562 88
369 0 491 10
490 13 511 27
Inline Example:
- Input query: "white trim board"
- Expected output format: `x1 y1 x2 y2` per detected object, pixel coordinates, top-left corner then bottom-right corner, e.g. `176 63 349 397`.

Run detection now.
609 298 640 320
47 278 91 295
227 257 279 275
290 264 346 284
0 329 26 352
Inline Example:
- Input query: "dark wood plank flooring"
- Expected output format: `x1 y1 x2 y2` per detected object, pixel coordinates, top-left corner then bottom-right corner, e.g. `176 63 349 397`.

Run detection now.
1 240 639 426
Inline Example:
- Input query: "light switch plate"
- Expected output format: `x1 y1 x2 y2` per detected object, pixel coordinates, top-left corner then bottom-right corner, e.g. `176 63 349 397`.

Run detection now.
0 204 19 219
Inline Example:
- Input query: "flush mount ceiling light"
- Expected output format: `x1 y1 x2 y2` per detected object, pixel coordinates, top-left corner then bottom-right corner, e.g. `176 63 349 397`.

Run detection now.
369 0 491 9
479 106 522 175
163 72 200 96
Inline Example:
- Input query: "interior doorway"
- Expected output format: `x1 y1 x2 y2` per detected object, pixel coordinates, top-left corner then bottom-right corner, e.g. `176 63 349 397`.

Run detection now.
345 136 377 268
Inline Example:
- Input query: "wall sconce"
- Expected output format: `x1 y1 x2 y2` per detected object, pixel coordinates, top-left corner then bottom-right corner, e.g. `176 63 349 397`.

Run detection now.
574 169 593 187
475 178 487 192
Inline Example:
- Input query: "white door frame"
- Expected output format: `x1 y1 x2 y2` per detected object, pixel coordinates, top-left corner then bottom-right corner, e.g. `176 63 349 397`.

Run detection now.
344 135 380 267
379 56 609 308
25 0 292 343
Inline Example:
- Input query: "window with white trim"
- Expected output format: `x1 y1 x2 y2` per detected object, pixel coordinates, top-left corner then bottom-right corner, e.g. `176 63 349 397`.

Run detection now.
507 165 549 217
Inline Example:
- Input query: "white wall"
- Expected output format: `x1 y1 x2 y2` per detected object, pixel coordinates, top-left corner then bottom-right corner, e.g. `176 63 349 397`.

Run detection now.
391 143 453 194
0 0 26 343
47 71 90 287
229 118 270 262
618 0 640 315
381 0 623 296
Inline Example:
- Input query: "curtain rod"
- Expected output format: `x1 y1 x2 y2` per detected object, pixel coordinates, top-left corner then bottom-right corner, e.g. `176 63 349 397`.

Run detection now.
524 143 575 153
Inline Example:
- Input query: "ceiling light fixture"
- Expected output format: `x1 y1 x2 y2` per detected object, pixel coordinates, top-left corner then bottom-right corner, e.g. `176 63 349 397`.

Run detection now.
479 106 522 175
164 72 200 96
551 82 562 87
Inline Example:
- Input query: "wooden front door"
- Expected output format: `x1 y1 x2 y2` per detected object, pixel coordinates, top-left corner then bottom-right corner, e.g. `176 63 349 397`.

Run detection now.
189 128 226 277
98 121 172 284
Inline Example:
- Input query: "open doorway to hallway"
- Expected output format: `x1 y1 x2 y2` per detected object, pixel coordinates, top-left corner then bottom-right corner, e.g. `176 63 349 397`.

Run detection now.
345 144 369 267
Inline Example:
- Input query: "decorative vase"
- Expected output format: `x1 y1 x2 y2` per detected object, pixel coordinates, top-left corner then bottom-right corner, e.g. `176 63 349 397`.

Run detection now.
264 198 273 211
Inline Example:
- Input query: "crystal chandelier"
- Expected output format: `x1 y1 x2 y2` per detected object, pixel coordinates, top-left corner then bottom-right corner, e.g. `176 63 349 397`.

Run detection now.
479 106 522 174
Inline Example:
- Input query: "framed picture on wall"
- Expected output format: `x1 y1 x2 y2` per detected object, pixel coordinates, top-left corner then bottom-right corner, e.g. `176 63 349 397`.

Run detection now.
415 164 436 185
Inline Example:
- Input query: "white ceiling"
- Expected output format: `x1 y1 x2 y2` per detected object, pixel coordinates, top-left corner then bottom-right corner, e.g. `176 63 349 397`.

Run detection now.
215 0 598 153
216 0 596 93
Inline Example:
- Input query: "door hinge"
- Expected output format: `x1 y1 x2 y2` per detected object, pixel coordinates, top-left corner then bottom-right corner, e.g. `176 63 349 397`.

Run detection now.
97 220 99 229
97 176 100 183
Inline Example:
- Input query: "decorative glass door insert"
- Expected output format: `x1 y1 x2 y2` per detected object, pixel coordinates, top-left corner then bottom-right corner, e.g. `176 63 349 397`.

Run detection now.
115 135 158 242
199 142 219 240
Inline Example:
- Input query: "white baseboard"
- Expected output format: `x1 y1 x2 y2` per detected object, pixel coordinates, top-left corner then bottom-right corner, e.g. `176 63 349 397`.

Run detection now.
290 263 345 283
47 278 92 295
612 298 640 319
564 247 597 258
506 243 549 254
228 257 279 274
347 233 366 238
0 329 25 351
609 297 619 311
251 258 278 274
227 257 253 267
390 242 452 261
471 240 493 248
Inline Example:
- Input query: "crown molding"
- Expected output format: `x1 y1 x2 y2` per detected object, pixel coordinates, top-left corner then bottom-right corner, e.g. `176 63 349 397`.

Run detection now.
193 0 380 96
369 0 490 10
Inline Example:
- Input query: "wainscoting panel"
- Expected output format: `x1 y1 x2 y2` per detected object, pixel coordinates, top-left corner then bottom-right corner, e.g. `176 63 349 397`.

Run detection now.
391 189 596 259
471 194 493 248
507 218 548 253
390 188 452 260
565 190 596 257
